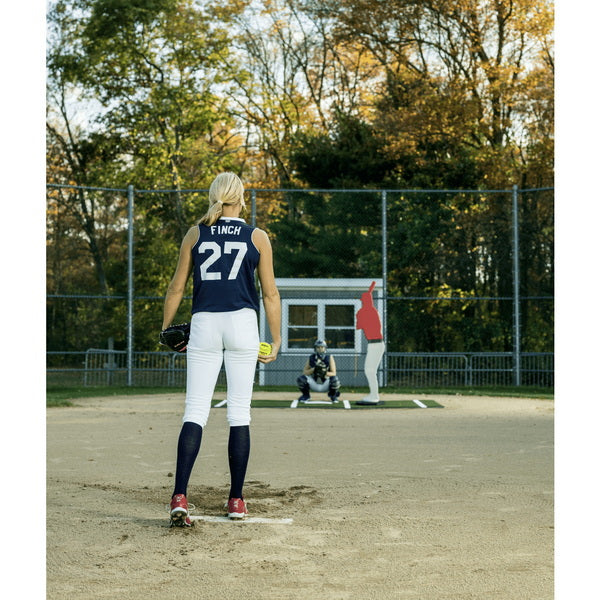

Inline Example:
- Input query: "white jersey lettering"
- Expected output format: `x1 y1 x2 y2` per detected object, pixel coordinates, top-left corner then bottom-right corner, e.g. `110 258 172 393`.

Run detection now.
210 225 242 236
198 241 248 281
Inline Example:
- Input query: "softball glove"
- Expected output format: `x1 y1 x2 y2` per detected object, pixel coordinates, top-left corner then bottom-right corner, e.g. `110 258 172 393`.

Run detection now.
159 323 190 353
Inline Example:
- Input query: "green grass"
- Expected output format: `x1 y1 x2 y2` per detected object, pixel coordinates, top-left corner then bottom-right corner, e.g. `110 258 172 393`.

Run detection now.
47 383 553 407
46 385 185 407
381 385 554 400
244 385 553 400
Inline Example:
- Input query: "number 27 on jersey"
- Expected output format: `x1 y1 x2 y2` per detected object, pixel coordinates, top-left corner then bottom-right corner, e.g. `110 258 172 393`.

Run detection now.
198 241 247 281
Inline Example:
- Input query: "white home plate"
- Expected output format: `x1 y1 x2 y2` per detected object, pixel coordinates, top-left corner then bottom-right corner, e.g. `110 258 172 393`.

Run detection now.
190 515 293 524
290 399 351 409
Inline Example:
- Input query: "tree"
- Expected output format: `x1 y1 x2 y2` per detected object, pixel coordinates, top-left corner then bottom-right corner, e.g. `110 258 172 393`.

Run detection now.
290 110 397 188
47 0 250 349
47 0 249 232
321 0 554 187
224 0 386 186
77 0 248 233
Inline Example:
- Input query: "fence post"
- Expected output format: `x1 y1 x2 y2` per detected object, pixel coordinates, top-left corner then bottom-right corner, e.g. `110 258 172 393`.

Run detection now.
127 184 135 387
465 354 471 387
84 350 90 387
512 184 521 386
381 190 388 387
251 189 257 227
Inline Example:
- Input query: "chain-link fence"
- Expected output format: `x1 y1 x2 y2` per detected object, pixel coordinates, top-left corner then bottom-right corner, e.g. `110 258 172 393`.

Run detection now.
46 184 554 388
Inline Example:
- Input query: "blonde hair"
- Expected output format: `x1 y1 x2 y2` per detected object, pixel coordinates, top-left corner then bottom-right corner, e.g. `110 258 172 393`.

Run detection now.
198 172 246 226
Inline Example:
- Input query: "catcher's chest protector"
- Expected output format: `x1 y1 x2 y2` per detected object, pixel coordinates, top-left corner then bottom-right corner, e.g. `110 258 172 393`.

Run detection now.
191 218 260 314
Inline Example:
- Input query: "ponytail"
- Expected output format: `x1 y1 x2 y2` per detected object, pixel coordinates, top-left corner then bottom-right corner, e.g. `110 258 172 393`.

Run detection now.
198 200 223 226
197 172 245 226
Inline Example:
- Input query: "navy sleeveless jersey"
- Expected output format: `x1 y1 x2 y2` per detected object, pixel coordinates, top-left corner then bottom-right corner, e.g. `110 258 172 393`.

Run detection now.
191 218 260 314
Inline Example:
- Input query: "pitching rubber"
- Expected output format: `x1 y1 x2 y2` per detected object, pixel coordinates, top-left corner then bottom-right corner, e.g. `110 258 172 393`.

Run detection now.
190 515 293 524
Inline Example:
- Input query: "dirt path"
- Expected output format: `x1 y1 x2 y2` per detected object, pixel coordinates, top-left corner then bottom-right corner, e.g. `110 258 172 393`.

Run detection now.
47 392 553 599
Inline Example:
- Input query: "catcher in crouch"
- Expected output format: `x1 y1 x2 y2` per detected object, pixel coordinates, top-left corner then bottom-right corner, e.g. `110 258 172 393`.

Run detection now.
297 340 341 403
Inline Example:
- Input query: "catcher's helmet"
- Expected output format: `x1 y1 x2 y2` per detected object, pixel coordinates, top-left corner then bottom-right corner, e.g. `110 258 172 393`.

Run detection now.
314 340 327 355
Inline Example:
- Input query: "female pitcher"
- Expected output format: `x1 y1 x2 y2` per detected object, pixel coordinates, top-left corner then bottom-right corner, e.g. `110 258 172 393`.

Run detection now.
162 172 281 526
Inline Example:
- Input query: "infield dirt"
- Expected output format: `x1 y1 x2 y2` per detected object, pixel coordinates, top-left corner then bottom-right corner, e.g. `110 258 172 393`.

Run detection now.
47 392 553 600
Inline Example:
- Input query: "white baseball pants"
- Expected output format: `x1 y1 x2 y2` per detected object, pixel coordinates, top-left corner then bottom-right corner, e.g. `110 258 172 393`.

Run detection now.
306 376 331 392
363 341 385 400
183 308 259 428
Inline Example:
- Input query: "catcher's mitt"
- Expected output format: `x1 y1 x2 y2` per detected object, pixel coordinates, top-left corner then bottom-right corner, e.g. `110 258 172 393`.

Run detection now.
159 323 190 353
313 358 327 382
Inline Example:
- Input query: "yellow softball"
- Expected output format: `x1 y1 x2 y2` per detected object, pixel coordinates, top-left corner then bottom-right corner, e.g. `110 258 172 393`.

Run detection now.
258 342 272 356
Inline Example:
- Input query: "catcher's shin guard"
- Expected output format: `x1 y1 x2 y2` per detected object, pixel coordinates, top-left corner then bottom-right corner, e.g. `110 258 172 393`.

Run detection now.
297 374 310 395
328 375 341 398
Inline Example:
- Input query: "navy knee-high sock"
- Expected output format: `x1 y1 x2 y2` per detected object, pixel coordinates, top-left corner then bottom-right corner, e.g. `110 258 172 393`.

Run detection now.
173 422 203 497
228 425 250 500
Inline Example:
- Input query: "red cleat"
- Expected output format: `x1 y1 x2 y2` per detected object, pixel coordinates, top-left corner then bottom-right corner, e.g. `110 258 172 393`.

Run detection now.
170 494 193 527
227 498 248 520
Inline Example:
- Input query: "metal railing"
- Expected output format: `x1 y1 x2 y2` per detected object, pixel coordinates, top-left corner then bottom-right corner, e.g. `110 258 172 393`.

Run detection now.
385 352 553 388
46 350 553 389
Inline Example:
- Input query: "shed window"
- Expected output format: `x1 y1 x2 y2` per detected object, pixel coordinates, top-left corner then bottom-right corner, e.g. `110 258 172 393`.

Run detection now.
287 304 318 348
283 300 360 352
